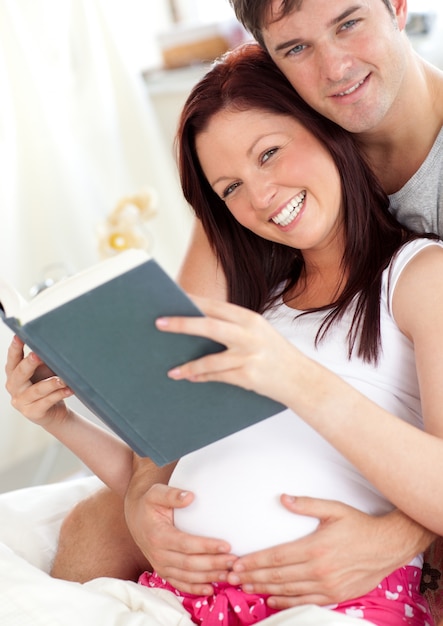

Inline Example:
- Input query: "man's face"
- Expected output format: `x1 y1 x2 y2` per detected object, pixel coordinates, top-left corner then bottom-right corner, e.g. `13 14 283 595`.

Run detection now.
262 0 409 134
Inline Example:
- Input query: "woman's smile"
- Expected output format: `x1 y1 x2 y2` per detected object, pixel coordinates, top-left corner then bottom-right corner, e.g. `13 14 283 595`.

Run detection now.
271 191 306 227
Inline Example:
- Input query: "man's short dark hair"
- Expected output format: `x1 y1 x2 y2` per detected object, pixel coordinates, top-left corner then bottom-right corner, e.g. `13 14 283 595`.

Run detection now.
229 0 396 49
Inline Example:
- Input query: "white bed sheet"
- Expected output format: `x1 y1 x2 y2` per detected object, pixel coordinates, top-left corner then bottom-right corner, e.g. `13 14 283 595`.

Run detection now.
0 476 374 626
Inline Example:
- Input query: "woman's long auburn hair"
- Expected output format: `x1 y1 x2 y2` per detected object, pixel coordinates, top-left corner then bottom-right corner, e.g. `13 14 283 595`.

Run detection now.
176 43 429 363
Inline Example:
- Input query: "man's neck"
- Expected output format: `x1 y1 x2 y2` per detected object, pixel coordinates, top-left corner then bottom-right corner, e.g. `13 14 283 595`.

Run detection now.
357 57 443 195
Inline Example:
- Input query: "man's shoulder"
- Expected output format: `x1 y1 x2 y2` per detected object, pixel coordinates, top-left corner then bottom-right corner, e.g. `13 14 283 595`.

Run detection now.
389 128 443 236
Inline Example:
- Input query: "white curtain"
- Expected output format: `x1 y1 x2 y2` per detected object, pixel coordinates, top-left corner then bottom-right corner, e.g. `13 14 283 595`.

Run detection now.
0 0 194 474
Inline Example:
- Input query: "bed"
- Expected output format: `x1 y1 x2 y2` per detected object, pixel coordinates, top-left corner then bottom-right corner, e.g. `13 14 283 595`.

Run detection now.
0 476 194 626
0 475 441 626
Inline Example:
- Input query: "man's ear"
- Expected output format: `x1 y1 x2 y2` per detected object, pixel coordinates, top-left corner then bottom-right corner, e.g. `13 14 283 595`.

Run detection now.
389 0 408 31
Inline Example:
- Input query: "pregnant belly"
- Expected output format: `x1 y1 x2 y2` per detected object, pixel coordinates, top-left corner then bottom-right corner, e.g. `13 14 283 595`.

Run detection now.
169 411 391 556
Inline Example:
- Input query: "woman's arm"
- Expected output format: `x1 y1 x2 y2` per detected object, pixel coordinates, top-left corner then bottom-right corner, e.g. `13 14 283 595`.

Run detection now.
6 337 135 497
156 245 443 534
285 244 443 532
4 219 225 497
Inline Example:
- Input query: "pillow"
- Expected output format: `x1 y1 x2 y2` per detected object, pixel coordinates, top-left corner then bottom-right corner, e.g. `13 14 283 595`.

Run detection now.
0 475 102 571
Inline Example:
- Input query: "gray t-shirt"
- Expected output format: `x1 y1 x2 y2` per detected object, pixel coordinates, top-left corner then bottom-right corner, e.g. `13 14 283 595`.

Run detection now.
389 127 443 237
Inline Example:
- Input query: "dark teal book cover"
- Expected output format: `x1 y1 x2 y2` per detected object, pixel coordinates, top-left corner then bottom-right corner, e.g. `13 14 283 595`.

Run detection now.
1 259 284 465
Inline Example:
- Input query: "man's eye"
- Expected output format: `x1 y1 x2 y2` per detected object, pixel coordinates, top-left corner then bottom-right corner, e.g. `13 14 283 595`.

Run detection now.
340 19 358 31
287 43 306 57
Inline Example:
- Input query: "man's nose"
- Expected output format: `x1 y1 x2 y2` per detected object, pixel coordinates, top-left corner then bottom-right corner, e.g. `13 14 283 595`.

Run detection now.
317 44 353 83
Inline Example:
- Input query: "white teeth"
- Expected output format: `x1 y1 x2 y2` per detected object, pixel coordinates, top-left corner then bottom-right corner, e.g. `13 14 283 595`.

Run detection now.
271 191 306 226
337 79 365 96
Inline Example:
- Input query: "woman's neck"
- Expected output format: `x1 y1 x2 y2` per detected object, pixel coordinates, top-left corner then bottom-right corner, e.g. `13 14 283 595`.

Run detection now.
285 247 347 310
285 269 346 310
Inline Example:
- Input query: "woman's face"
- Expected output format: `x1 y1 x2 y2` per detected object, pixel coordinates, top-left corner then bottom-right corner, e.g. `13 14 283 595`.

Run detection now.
196 107 344 255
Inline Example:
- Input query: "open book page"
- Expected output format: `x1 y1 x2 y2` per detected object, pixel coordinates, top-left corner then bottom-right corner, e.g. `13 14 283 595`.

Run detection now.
0 279 28 321
0 249 151 325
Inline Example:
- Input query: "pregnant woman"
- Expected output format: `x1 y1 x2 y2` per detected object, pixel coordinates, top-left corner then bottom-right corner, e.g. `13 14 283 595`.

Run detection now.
7 44 443 626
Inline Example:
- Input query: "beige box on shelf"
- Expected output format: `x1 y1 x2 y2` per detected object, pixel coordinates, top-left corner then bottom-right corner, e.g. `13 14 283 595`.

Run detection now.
158 22 232 69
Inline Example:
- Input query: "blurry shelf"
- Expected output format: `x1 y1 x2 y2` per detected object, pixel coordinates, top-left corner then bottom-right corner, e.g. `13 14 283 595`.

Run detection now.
142 63 210 95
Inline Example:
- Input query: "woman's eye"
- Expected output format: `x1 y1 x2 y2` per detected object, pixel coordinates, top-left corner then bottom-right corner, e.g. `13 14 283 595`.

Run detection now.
222 181 241 198
261 148 278 164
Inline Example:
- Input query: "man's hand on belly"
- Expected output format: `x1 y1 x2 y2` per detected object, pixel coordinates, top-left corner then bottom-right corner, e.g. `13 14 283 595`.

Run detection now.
226 496 434 609
126 482 237 596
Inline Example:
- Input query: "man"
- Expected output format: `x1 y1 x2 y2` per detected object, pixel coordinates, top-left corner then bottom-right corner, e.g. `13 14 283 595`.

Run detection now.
51 0 443 612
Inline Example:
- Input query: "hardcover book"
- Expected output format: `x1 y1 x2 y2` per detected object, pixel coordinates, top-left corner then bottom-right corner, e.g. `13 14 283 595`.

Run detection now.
0 250 284 466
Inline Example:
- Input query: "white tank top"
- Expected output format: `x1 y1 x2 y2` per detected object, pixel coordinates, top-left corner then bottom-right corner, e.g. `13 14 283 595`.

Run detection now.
170 239 441 560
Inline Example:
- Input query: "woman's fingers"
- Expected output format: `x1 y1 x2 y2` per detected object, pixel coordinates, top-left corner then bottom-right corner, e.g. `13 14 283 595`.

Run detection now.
5 339 42 396
5 337 72 423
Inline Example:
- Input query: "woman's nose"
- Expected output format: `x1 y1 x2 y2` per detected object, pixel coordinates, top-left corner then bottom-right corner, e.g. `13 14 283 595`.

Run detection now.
248 178 276 212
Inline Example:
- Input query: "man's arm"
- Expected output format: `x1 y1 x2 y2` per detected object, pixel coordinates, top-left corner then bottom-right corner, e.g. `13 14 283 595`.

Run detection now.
177 219 227 299
124 457 235 595
124 477 434 605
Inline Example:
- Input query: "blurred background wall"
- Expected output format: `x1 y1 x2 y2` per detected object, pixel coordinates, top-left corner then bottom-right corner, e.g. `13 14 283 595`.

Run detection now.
0 0 237 490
